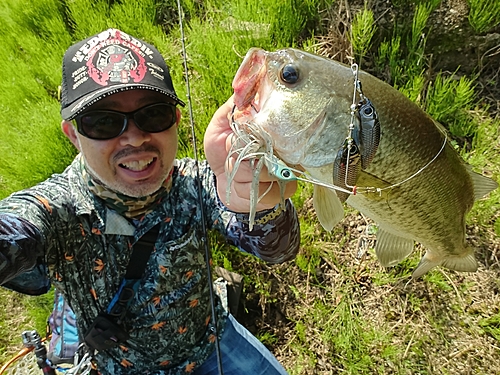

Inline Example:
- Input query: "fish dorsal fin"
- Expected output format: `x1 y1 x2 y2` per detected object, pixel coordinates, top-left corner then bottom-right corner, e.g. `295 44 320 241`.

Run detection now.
374 228 414 267
313 185 344 231
465 165 498 200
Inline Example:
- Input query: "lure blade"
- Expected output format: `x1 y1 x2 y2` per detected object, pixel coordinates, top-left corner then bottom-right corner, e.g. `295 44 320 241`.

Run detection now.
333 140 361 202
357 99 381 170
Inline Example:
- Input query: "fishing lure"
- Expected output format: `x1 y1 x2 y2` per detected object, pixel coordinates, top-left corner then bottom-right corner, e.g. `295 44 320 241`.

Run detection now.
333 64 381 201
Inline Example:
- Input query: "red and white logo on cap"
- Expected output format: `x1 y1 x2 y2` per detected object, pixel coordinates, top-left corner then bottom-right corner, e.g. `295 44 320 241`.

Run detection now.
86 32 147 86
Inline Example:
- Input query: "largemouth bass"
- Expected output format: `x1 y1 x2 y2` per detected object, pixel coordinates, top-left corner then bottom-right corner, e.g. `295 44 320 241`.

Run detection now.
230 47 498 278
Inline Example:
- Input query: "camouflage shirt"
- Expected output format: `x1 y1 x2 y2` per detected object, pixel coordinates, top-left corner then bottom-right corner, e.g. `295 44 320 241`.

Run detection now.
0 156 300 374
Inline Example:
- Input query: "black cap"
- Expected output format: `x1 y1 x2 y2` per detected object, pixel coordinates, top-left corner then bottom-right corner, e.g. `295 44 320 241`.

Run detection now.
60 28 185 120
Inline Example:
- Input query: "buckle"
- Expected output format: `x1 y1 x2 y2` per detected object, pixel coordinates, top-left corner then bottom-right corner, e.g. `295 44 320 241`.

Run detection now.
83 314 129 351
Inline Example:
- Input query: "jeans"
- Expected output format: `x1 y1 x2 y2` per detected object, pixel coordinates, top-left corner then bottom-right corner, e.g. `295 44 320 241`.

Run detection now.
193 314 288 375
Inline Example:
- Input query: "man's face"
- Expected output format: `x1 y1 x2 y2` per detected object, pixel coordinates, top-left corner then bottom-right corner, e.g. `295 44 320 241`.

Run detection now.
63 90 181 197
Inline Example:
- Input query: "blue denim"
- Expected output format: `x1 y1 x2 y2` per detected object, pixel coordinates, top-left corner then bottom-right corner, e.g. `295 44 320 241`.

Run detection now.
193 314 288 375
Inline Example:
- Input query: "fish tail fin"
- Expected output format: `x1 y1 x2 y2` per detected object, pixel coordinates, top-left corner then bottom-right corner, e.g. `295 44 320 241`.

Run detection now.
466 166 498 200
441 252 478 273
412 249 478 279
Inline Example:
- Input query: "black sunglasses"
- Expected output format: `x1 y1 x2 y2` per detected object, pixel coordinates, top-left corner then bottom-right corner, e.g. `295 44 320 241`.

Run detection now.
74 102 177 140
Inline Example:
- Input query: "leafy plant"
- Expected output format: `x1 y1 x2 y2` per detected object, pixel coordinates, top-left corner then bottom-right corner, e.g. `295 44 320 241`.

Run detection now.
468 0 500 33
350 7 377 64
1 0 499 374
424 73 477 138
479 311 500 341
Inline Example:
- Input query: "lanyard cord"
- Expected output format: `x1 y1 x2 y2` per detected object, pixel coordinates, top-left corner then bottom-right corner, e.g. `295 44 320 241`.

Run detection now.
176 2 224 374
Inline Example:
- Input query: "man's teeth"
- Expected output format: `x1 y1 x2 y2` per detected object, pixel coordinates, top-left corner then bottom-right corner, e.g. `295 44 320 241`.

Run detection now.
120 159 154 171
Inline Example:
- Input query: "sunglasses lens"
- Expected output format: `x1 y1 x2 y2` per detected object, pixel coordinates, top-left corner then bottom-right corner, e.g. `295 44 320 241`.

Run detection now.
134 104 176 133
78 112 126 140
75 103 177 140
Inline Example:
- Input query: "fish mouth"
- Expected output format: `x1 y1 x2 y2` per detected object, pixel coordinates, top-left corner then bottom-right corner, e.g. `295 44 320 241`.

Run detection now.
232 48 268 118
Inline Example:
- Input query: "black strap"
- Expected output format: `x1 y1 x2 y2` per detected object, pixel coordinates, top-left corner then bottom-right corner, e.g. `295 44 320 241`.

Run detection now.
85 223 162 351
125 223 161 279
106 223 161 318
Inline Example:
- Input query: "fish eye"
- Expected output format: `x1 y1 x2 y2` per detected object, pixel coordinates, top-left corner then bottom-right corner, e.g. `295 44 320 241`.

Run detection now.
280 64 299 84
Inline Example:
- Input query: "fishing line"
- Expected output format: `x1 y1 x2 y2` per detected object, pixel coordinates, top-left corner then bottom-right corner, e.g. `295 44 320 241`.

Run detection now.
232 111 448 195
263 140 448 197
356 134 448 194
176 2 224 374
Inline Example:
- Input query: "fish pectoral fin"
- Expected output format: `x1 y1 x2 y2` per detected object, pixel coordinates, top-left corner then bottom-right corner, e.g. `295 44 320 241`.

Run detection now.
374 229 414 267
313 185 344 231
412 250 478 279
356 171 392 188
354 171 393 200
466 165 498 200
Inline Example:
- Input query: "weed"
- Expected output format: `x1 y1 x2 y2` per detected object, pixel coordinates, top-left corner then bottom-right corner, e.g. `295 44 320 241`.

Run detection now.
266 0 324 47
256 331 279 346
350 7 376 64
376 36 403 85
479 311 500 341
423 271 454 292
374 2 432 91
424 73 477 138
409 3 432 56
295 242 321 277
467 0 500 33
294 321 307 342
22 290 55 335
0 289 53 363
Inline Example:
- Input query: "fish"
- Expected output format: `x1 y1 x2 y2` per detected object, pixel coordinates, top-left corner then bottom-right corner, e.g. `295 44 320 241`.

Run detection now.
228 47 498 278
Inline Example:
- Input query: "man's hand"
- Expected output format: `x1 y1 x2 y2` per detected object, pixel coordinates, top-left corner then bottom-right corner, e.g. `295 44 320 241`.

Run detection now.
204 96 297 213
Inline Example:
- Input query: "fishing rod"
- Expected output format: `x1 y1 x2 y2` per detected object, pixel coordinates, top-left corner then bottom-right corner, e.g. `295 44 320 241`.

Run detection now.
176 1 224 375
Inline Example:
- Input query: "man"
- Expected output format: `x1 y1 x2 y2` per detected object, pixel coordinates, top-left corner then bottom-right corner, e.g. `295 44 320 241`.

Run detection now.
0 29 300 374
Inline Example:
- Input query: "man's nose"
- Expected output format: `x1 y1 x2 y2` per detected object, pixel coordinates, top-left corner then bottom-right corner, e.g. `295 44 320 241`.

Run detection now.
118 119 151 146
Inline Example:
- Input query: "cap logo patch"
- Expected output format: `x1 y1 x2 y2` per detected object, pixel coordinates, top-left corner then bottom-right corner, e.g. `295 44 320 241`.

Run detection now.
87 41 147 86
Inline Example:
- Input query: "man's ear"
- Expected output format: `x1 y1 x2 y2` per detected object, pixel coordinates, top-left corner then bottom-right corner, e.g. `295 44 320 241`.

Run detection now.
61 120 81 151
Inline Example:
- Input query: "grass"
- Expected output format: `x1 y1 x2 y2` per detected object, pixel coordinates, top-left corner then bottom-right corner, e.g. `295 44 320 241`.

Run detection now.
1 0 500 373
467 0 500 33
350 6 377 65
424 73 477 138
0 289 53 362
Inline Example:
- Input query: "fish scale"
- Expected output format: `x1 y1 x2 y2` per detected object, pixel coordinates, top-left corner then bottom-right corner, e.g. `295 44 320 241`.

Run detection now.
231 47 498 278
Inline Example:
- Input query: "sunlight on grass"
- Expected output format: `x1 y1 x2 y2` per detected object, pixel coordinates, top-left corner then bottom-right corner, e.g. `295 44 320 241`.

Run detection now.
425 74 477 138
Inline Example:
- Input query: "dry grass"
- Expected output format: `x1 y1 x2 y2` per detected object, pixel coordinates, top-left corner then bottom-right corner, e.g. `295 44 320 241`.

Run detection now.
0 290 37 363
